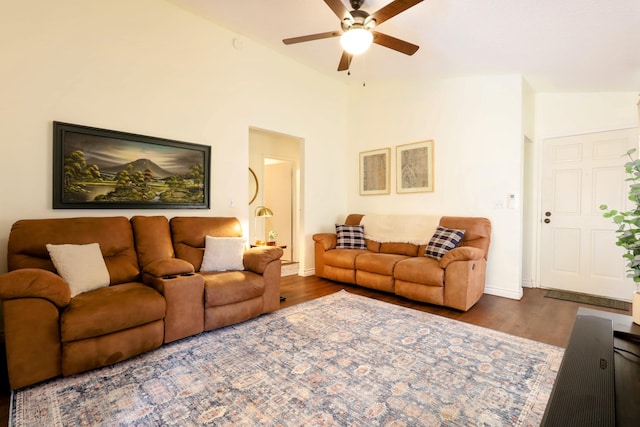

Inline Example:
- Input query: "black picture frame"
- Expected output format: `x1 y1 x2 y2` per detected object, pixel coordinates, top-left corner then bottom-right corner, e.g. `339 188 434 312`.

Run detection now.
53 121 211 209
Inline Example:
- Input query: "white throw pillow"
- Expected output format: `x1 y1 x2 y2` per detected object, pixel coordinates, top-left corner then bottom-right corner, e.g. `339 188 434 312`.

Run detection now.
201 236 246 272
46 243 110 298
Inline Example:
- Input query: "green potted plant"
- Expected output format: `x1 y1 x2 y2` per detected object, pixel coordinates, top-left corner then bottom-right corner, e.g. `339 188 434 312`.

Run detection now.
600 148 640 324
267 230 278 246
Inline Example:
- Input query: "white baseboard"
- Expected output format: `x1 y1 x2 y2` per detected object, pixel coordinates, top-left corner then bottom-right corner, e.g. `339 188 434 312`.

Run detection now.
301 268 315 277
483 285 523 300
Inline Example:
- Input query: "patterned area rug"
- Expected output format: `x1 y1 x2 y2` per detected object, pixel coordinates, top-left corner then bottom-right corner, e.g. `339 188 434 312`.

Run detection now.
11 290 564 426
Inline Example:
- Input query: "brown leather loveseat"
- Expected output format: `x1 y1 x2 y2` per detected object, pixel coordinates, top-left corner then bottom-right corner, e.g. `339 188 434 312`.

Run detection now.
0 216 282 389
313 214 491 311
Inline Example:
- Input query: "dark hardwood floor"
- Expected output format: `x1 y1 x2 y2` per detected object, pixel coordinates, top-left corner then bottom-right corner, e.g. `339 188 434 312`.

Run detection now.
279 275 631 348
0 275 632 425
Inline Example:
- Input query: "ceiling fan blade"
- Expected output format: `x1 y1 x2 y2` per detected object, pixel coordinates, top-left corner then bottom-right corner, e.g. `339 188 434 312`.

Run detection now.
337 51 353 71
370 0 424 26
324 0 352 20
371 31 419 55
283 31 342 45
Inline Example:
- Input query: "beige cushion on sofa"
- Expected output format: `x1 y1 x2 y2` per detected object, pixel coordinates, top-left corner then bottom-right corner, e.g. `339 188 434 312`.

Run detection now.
201 236 246 271
361 214 440 245
46 243 110 298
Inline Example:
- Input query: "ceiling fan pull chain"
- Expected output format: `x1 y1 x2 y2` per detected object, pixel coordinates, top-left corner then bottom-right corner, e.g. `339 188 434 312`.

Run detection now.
362 52 367 86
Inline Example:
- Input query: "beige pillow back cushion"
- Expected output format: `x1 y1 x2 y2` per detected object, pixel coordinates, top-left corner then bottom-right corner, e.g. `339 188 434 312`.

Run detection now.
46 243 110 298
201 236 246 272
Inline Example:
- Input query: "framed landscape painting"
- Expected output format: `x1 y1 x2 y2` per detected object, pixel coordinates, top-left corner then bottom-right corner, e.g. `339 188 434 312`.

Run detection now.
359 148 390 195
396 140 434 193
53 121 211 209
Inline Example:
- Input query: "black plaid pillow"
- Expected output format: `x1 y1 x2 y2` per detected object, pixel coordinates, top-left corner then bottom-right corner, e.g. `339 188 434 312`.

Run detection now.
335 224 367 249
425 226 465 260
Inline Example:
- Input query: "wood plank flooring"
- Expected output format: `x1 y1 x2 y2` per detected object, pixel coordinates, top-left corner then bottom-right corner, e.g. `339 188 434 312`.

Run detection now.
0 275 632 425
279 275 631 348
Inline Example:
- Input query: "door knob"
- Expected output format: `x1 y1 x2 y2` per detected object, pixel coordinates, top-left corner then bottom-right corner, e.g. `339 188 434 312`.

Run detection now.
545 211 551 217
544 218 551 224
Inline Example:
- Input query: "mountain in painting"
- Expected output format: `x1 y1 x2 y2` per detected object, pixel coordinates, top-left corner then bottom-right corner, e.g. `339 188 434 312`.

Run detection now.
101 158 176 179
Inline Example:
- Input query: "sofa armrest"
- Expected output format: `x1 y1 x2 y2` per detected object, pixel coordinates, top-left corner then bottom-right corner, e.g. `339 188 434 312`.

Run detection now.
313 233 337 250
3 298 63 389
0 269 69 389
439 247 485 269
142 258 195 278
313 233 337 278
243 246 283 274
441 247 488 311
0 268 71 308
143 270 205 343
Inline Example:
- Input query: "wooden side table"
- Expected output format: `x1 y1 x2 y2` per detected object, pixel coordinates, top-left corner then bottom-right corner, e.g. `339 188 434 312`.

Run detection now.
250 243 287 249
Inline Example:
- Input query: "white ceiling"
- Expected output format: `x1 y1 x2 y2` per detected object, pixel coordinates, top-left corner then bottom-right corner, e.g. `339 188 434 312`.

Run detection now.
168 0 640 92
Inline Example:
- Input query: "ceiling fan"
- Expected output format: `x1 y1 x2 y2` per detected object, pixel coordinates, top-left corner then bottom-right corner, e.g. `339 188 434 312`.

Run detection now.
283 0 423 72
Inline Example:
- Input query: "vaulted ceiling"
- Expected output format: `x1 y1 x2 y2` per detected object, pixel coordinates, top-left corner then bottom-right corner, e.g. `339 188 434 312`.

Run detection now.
168 0 640 92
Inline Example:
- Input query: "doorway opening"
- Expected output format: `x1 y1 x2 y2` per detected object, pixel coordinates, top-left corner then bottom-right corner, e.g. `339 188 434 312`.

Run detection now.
539 127 638 301
249 128 302 269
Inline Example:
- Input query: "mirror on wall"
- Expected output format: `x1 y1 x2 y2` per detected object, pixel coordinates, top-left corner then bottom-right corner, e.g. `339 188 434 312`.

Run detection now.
249 167 258 204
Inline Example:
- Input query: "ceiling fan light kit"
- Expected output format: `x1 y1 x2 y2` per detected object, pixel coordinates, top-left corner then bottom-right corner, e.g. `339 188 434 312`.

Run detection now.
283 0 423 72
340 27 373 55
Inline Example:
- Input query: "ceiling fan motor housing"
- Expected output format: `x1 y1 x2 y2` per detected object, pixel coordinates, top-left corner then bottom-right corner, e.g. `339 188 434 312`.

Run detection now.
341 9 376 31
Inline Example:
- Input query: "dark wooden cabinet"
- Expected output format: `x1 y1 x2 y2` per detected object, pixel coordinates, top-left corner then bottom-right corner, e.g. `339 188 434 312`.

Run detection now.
542 307 640 426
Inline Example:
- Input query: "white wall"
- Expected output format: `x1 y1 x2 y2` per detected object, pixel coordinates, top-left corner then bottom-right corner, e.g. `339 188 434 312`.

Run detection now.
521 80 537 287
528 92 639 288
535 92 638 138
346 75 526 299
0 0 349 274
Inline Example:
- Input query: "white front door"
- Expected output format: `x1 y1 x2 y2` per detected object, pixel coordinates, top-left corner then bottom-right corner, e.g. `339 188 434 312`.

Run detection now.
540 128 638 300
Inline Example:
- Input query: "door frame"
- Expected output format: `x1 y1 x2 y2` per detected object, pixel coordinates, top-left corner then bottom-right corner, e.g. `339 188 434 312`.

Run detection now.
533 126 639 296
248 127 302 265
263 155 297 262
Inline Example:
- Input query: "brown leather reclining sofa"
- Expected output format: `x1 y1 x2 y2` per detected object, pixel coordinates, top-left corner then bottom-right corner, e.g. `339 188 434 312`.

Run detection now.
0 216 283 389
313 214 491 311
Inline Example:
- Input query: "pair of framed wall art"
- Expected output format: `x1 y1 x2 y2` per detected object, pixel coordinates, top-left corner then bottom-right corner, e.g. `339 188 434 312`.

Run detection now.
359 140 434 195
